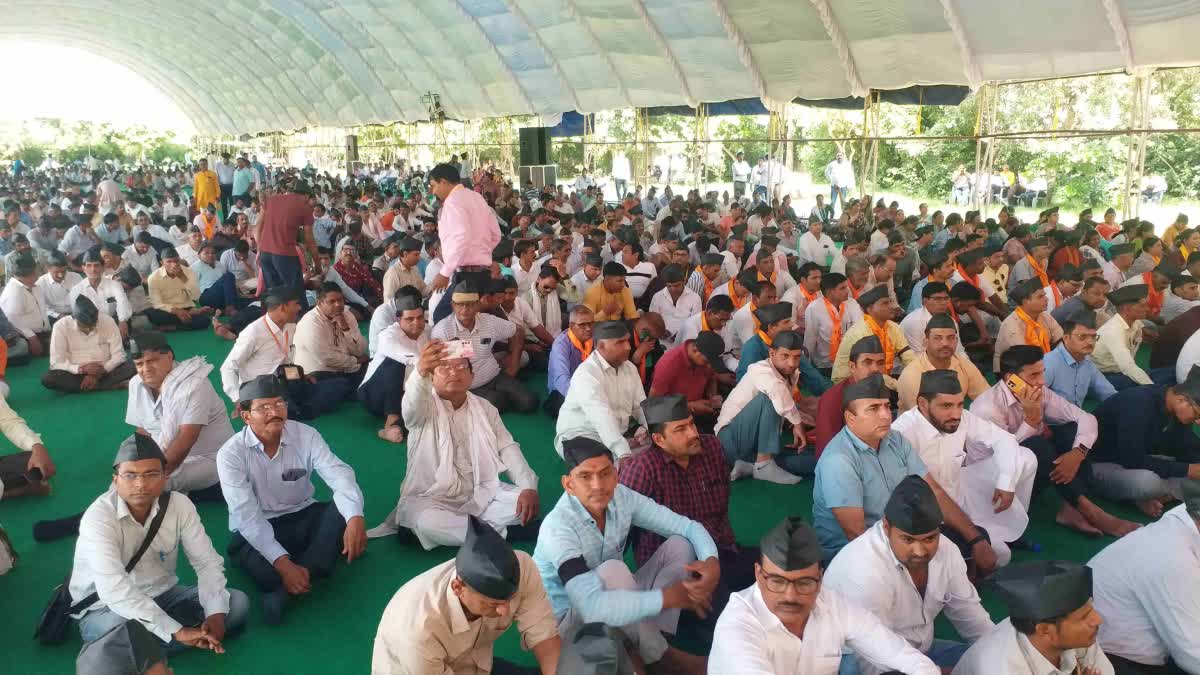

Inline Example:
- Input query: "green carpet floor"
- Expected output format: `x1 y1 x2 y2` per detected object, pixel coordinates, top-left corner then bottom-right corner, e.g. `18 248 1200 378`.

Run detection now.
0 329 1158 673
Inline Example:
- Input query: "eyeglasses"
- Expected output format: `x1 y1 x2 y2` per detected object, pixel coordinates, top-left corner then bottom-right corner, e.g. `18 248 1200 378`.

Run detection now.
570 321 595 328
249 400 289 414
758 567 821 595
434 362 471 373
116 470 164 483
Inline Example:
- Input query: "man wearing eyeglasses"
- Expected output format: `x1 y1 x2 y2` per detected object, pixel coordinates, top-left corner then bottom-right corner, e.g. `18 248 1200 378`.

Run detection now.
710 516 938 674
71 434 249 657
544 305 594 418
368 341 539 550
216 374 367 625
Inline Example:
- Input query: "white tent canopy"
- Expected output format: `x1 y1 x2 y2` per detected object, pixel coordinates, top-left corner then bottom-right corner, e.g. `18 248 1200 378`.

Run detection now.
5 0 1200 135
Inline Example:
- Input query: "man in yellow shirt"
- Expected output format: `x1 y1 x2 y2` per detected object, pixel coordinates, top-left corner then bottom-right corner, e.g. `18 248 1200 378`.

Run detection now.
193 159 220 217
582 262 638 321
831 285 914 386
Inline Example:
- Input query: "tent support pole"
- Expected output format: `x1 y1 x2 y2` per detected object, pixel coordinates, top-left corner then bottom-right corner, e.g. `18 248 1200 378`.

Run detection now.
1122 71 1153 220
635 107 650 187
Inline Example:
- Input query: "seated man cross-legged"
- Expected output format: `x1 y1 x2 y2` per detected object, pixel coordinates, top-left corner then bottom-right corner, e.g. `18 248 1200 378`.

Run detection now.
43 296 135 393
358 290 429 443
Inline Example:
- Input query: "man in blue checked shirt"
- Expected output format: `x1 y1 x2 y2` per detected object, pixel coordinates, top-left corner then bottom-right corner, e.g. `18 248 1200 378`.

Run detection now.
533 436 719 673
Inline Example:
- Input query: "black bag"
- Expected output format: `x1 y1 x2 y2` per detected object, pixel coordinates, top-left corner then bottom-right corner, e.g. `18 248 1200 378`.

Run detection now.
34 492 171 646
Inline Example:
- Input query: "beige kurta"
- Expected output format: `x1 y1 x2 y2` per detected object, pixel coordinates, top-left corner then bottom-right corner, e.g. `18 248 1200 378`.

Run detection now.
896 353 991 412
293 307 367 374
992 311 1063 373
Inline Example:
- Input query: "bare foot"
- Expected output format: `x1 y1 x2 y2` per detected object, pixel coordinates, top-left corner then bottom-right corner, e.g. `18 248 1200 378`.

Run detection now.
377 426 405 444
211 316 237 341
1076 501 1142 537
1055 504 1103 536
1136 498 1166 519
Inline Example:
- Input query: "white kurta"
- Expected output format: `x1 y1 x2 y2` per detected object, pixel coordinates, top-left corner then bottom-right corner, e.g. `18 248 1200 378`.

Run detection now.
891 408 1037 567
369 370 537 549
648 287 702 348
709 585 940 675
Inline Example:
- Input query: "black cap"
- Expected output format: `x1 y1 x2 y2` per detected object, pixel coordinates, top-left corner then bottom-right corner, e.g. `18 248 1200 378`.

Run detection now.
114 265 142 289
1109 243 1135 257
456 517 520 600
1183 477 1200 517
563 436 614 472
957 248 986 266
753 302 792 328
883 475 943 535
760 517 822 571
856 285 890 310
701 252 724 267
1028 236 1051 249
160 246 180 261
238 374 284 405
887 230 905 246
12 254 35 276
1171 273 1197 291
849 335 883 358
992 560 1093 622
75 619 165 675
772 330 803 350
918 369 962 398
926 313 957 332
81 246 103 264
1009 277 1044 303
47 250 67 266
593 320 629 340
584 253 604 268
1055 264 1082 282
1107 284 1148 307
641 394 690 427
72 295 99 325
602 262 626 277
399 236 423 252
394 293 422 312
113 434 167 469
693 332 730 373
842 373 889 407
128 332 171 359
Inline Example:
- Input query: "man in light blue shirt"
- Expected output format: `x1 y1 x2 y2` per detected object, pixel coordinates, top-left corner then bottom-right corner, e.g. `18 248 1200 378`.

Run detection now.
217 374 367 625
1043 310 1117 408
95 212 129 246
312 204 337 253
533 436 718 672
813 373 998 572
193 244 242 316
231 157 257 202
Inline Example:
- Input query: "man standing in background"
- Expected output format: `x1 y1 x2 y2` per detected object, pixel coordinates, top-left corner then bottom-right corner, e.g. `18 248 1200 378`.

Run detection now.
427 163 502 323
214 153 236 218
193 159 220 216
257 179 319 310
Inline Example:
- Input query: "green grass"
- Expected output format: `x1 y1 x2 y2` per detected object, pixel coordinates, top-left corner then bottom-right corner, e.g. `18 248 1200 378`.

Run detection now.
0 329 1157 673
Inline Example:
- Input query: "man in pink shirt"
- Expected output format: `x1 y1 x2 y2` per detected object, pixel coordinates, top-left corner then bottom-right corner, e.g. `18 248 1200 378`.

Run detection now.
428 163 502 322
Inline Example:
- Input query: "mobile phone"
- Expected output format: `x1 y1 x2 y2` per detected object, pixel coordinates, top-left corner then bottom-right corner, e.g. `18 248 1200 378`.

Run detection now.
1005 374 1028 396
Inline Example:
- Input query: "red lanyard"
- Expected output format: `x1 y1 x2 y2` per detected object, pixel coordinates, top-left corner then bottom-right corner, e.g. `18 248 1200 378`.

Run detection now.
262 316 289 357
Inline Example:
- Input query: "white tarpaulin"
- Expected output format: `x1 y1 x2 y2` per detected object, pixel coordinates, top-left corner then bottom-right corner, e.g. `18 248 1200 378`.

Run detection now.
3 0 1199 134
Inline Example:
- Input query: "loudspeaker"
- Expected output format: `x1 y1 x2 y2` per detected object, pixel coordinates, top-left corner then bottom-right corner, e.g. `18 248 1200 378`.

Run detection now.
519 127 552 166
519 165 557 191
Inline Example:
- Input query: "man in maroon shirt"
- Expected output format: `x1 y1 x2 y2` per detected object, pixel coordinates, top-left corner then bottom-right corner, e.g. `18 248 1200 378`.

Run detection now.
649 331 727 432
618 394 755 622
814 335 886 455
256 178 318 309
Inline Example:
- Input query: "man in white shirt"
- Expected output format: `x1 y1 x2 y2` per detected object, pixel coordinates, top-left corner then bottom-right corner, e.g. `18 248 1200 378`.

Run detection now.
126 332 233 497
676 294 739 374
293 282 368 387
124 233 160 281
70 435 248 654
953 560 1113 674
825 152 856 214
43 296 134 393
70 247 132 338
217 374 367 625
368 340 541 550
218 286 348 420
0 255 50 355
805 272 863 372
1093 284 1174 389
214 153 236 216
648 264 702 348
554 320 648 462
359 293 429 443
1088 479 1200 674
36 250 83 323
710 516 939 675
731 151 751 199
569 252 603 305
825 476 994 674
892 370 1036 568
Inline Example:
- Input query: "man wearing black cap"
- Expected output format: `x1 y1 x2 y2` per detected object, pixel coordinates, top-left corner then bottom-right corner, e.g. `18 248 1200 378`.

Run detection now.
218 374 367 624
1089 478 1200 674
893 369 1039 568
710 515 939 674
1094 283 1174 389
534 436 718 673
620 394 757 618
815 335 887 453
1103 242 1136 291
736 301 794 380
954 561 1111 674
1007 235 1052 300
36 250 82 322
825 477 994 674
71 246 132 338
897 313 990 412
72 435 248 656
717 329 815 484
369 341 540 549
0 254 50 356
832 284 914 385
686 252 724 305
381 235 427 301
126 332 233 498
144 247 211 331
674 294 738 377
373 517 561 674
554 320 649 462
43 296 134 393
649 331 728 431
994 277 1063 373
581 261 638 321
1162 272 1200 323
359 290 429 443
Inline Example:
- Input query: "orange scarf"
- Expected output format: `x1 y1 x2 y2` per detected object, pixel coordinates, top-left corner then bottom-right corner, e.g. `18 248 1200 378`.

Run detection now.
630 331 648 381
949 303 960 324
822 298 845 359
1015 307 1051 352
1062 247 1082 267
568 328 592 362
864 315 895 372
695 267 713 303
956 265 981 289
749 302 761 333
727 280 747 310
798 285 819 304
1026 254 1050 288
756 329 773 347
758 270 778 287
1144 272 1164 315
1050 282 1063 307
201 212 217 239
700 312 712 332
847 282 862 300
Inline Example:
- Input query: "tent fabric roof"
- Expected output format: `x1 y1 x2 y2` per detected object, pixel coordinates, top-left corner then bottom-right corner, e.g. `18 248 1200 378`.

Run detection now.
6 0 1200 135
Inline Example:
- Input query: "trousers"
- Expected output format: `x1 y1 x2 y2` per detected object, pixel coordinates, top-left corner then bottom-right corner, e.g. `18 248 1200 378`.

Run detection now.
1023 422 1092 506
717 393 818 477
144 307 210 331
556 535 696 665
409 484 524 550
166 455 219 494
78 584 249 654
259 252 308 310
358 358 406 418
42 361 136 393
227 501 346 593
198 272 241 311
471 373 539 414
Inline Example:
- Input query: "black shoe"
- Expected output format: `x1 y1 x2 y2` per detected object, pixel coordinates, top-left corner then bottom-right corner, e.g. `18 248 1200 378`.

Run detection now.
395 526 421 547
33 513 83 542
